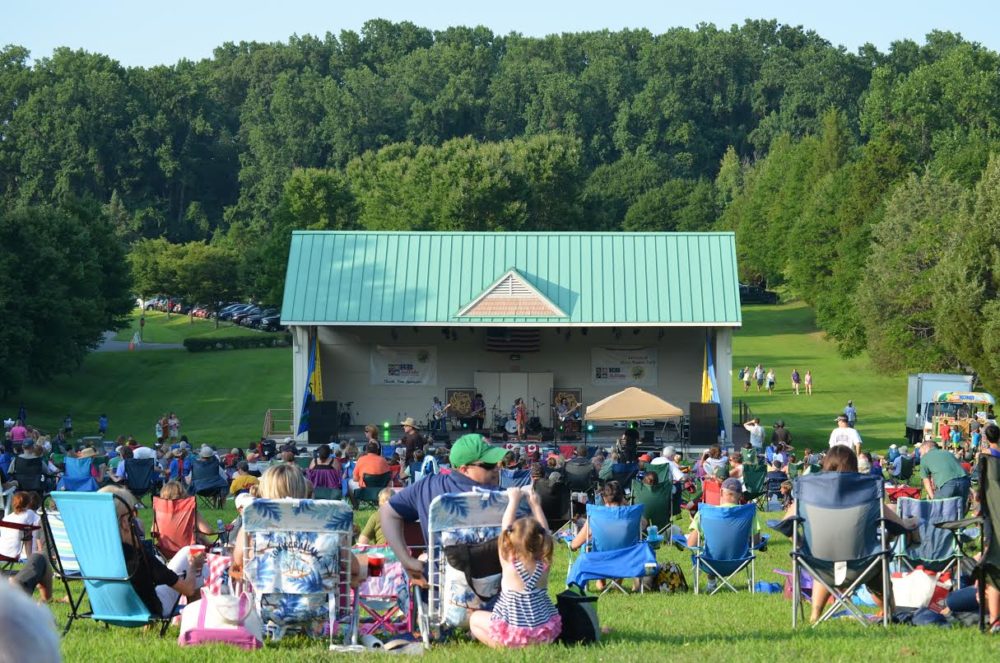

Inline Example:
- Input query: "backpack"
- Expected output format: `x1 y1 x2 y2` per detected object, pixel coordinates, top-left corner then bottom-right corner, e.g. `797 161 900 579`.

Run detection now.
738 368 745 380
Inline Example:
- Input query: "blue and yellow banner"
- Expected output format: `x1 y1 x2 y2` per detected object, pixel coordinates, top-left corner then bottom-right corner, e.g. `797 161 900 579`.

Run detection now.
297 329 324 435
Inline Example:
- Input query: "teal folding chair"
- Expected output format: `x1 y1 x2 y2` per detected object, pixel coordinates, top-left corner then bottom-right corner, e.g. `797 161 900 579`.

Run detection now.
51 491 179 635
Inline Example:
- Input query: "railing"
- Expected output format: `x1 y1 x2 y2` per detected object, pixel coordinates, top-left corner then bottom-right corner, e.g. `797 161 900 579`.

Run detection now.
263 409 294 439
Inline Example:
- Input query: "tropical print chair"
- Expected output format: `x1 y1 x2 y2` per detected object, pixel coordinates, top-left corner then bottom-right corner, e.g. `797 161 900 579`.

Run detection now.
420 490 510 646
242 497 356 646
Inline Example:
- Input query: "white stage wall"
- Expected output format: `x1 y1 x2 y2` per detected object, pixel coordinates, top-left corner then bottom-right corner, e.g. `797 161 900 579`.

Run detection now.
292 326 729 436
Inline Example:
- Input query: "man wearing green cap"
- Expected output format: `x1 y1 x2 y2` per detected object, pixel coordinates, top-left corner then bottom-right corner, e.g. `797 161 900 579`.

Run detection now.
381 433 505 581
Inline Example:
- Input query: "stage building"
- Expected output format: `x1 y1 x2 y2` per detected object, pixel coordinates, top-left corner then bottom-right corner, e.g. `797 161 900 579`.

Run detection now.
280 231 741 447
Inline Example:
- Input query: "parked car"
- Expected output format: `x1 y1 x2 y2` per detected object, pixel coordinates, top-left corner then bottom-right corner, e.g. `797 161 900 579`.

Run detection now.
259 311 283 332
219 304 253 321
739 284 779 305
245 307 278 329
232 306 262 325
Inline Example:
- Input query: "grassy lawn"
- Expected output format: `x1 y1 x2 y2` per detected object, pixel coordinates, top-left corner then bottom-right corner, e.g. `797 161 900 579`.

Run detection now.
114 309 281 344
0 348 291 444
733 302 909 455
49 501 996 662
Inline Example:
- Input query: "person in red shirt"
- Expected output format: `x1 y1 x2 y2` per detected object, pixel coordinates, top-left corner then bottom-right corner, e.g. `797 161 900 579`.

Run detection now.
352 440 391 491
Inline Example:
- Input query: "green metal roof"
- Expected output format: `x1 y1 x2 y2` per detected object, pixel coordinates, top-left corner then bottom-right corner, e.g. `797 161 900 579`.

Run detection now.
280 231 742 327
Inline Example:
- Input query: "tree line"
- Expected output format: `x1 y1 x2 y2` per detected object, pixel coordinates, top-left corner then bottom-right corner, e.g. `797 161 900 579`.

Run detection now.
2 20 1000 393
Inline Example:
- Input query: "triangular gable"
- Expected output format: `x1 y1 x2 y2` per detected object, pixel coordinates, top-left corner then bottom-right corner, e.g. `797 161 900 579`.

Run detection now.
457 268 567 318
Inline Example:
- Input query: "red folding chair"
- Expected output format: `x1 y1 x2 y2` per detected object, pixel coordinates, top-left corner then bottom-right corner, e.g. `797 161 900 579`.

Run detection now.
886 485 921 504
702 478 723 506
151 496 197 560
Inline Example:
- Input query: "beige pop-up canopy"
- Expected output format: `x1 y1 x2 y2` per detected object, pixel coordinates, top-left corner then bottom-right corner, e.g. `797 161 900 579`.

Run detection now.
585 387 684 421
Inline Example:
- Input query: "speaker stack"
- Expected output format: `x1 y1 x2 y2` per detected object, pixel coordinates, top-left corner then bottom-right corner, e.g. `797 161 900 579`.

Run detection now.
308 400 340 445
688 402 721 446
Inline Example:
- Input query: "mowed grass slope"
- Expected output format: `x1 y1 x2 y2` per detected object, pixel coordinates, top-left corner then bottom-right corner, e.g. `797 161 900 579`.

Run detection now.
114 309 280 344
733 302 909 455
0 348 291 444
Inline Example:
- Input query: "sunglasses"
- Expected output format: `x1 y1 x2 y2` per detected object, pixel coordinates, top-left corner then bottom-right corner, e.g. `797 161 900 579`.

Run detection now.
471 462 498 470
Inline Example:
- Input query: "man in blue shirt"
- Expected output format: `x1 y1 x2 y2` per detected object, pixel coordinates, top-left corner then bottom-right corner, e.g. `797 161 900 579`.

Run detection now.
843 401 857 427
381 433 505 582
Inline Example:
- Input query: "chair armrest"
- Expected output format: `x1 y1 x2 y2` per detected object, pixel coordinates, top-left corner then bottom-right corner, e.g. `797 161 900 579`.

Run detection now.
0 521 40 533
752 534 770 551
766 518 798 538
935 517 982 531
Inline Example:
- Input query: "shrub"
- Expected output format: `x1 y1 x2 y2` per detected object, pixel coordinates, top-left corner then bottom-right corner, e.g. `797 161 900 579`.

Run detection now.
183 333 292 353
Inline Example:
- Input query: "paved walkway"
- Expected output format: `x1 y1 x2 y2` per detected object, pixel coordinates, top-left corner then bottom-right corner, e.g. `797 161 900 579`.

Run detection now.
95 330 184 352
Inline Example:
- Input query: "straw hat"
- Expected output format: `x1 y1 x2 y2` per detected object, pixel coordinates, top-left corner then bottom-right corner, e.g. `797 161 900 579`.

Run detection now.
199 446 215 459
400 417 421 429
78 448 97 458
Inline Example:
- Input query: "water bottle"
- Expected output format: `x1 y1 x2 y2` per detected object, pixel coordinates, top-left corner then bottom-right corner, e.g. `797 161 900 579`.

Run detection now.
217 518 227 545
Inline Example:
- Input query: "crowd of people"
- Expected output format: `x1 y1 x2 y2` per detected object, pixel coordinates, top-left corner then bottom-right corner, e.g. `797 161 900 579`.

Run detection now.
740 365 813 395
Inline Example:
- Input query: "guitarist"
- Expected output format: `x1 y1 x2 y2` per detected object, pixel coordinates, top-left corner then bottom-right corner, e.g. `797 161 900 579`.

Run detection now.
555 398 581 438
430 396 451 433
469 393 486 432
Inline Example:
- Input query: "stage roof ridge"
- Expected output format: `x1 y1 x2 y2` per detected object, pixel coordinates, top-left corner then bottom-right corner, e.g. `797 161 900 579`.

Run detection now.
280 231 741 327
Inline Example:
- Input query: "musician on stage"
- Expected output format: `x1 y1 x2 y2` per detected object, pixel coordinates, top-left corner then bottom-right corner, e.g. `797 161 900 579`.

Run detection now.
554 398 580 441
513 397 527 440
430 396 449 432
470 393 486 431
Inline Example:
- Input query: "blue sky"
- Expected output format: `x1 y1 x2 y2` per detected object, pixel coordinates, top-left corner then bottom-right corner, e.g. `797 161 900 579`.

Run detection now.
5 0 998 67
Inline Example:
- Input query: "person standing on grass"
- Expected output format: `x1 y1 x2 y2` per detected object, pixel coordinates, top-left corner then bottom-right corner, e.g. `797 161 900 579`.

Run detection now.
167 412 180 441
753 364 764 392
828 415 862 456
804 369 813 395
765 368 776 395
743 417 764 451
790 368 801 395
740 366 751 392
843 400 857 427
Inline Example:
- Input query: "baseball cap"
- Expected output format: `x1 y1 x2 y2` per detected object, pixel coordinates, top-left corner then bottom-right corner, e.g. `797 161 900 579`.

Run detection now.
449 434 507 468
836 414 849 423
721 478 743 494
639 453 652 462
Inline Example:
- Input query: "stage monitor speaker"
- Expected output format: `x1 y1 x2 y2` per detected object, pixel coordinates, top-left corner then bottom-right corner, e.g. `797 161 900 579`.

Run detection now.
309 400 340 445
642 430 655 445
432 430 451 443
688 402 720 446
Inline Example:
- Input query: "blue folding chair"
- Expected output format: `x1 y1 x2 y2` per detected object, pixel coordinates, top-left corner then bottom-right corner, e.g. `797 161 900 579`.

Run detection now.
894 496 966 586
51 490 178 635
677 504 766 594
566 503 655 594
499 468 531 488
57 457 98 492
788 472 892 628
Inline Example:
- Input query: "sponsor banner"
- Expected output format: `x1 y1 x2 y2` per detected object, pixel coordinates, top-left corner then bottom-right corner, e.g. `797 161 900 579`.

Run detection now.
370 346 437 385
591 347 657 386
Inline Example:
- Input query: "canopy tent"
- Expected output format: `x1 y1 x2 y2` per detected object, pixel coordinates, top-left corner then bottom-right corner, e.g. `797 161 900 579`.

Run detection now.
584 387 684 421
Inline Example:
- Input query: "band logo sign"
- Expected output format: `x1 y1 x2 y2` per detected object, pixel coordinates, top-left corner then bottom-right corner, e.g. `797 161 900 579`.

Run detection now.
591 347 657 387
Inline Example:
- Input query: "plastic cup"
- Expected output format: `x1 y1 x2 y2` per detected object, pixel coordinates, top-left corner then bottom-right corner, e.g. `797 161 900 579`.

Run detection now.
367 553 385 578
188 545 206 557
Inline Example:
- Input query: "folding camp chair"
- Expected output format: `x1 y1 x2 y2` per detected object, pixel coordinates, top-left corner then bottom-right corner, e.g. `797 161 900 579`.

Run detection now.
632 480 673 531
9 456 56 497
532 476 571 531
51 491 179 636
610 462 640 488
678 504 766 594
123 458 157 505
895 456 915 483
0 519 38 572
893 496 965 586
418 490 510 647
40 506 86 630
788 472 892 628
190 458 228 509
886 485 921 504
353 472 391 508
351 544 413 638
57 457 99 492
566 503 656 595
702 478 722 506
742 465 767 509
242 497 356 646
499 468 531 488
0 483 15 515
307 465 343 500
151 496 200 560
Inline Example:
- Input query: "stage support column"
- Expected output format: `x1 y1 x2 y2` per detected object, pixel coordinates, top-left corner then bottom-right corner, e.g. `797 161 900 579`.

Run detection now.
716 327 733 446
291 325 311 439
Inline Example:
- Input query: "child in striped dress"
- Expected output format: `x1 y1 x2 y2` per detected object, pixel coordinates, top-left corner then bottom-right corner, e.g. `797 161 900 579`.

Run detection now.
469 487 561 648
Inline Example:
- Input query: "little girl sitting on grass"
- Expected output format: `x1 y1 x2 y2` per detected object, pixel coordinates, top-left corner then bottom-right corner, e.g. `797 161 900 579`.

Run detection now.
469 487 562 648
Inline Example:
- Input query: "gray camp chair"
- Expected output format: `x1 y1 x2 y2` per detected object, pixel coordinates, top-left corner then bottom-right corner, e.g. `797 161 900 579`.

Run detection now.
893 496 966 587
789 472 892 628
